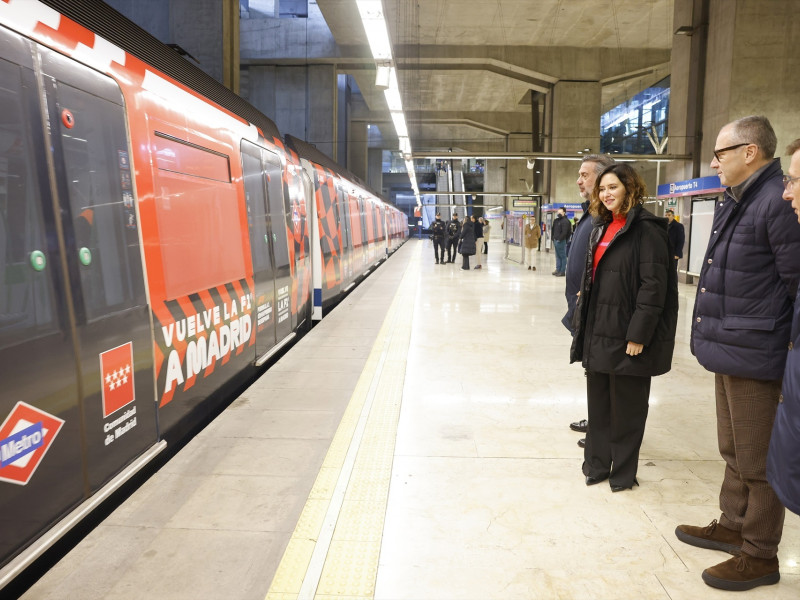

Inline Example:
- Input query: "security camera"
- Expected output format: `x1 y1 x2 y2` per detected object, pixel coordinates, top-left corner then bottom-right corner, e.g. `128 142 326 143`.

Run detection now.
526 158 535 170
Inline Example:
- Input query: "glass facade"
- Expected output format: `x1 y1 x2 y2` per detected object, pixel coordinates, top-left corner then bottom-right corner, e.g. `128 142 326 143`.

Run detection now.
600 77 670 155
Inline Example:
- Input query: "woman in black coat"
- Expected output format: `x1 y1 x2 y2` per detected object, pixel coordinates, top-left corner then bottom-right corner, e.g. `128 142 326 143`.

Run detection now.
570 163 678 491
459 215 477 270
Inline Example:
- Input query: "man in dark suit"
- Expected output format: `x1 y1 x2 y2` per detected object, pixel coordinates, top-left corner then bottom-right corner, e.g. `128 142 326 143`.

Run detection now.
665 209 685 262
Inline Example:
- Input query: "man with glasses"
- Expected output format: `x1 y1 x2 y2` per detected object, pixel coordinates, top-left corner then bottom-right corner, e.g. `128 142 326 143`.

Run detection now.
675 116 800 591
767 139 800 521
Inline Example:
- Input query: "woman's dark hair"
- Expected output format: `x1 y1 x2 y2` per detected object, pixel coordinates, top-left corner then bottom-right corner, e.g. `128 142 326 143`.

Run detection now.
589 164 647 222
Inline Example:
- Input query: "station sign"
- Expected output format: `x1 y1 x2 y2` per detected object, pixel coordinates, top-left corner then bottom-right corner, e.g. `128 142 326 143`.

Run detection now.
657 175 724 199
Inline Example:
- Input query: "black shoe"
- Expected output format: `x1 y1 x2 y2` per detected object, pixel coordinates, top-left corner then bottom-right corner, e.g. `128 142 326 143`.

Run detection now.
556 272 566 277
585 474 608 486
577 438 585 448
435 260 439 264
552 271 559 276
570 419 588 433
610 478 639 492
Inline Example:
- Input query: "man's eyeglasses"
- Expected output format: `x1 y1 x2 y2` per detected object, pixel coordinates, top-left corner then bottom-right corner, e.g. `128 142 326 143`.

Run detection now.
713 143 750 161
783 174 800 190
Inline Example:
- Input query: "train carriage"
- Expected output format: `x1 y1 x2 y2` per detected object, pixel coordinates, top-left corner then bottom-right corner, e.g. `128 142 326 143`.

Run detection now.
0 0 406 588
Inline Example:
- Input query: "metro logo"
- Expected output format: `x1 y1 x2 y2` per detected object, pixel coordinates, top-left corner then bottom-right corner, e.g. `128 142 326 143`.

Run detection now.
100 342 135 418
0 402 64 486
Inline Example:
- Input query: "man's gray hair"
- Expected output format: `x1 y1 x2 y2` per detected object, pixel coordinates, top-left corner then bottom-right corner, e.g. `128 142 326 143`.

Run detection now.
581 154 616 174
730 115 777 159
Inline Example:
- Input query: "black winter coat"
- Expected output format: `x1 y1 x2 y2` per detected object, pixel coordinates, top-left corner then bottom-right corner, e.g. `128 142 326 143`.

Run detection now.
459 220 476 256
691 159 800 381
570 205 678 376
552 214 572 241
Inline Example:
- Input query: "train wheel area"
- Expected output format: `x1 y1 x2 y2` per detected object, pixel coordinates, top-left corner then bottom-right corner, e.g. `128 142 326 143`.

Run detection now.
12 239 800 599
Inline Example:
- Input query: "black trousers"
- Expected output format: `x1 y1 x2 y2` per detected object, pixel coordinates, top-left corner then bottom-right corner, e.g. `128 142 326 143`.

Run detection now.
446 238 458 261
582 371 651 487
433 238 446 262
461 253 471 269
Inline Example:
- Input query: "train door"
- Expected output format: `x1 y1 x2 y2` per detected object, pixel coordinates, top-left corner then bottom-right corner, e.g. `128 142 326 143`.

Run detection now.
39 47 158 491
0 32 85 568
241 142 292 362
241 142 277 360
337 185 353 286
262 151 293 343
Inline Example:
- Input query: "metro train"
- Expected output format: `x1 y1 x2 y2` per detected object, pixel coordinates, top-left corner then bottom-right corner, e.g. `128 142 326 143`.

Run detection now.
0 0 407 586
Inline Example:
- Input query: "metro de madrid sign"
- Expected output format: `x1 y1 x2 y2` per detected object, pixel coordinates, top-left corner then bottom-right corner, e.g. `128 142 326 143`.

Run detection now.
0 402 64 485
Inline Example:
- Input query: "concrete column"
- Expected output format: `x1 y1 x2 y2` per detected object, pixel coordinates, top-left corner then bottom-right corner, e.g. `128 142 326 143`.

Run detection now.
367 148 383 194
307 65 336 160
550 81 601 206
349 121 369 182
669 0 800 184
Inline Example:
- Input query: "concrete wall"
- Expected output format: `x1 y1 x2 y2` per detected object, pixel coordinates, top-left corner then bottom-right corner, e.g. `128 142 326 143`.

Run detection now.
108 0 225 84
550 81 601 206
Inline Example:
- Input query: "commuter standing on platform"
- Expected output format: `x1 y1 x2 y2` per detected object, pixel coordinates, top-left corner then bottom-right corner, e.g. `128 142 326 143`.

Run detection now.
570 163 678 493
482 217 491 254
564 155 615 447
551 208 571 276
446 212 461 263
473 213 484 269
768 137 800 519
430 212 446 264
675 116 800 592
523 217 541 270
458 214 476 270
665 209 685 263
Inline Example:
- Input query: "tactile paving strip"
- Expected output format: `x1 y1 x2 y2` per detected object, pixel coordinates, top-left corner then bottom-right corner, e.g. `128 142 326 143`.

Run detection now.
265 244 420 600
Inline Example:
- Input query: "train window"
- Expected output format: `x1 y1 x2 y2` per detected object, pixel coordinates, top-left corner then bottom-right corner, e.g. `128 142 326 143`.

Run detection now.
57 82 145 320
264 151 290 270
241 146 271 275
0 58 57 348
153 133 230 183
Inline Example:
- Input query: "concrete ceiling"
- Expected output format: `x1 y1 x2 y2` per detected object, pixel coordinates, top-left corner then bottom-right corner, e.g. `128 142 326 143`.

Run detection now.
317 0 674 152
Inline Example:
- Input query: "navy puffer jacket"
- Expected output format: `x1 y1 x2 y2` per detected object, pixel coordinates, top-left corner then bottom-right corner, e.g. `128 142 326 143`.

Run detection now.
767 290 800 516
691 159 800 381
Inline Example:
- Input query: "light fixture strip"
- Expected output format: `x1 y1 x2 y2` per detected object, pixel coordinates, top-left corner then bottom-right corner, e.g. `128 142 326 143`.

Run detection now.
357 0 419 205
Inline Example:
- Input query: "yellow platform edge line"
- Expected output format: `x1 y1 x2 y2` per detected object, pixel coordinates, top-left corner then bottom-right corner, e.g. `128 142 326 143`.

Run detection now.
266 245 419 600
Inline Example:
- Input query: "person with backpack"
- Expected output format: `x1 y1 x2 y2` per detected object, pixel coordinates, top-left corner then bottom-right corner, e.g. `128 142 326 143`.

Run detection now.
446 213 461 263
430 212 446 264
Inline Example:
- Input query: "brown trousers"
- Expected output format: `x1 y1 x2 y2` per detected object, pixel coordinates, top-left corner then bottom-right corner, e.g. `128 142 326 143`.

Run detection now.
715 373 785 558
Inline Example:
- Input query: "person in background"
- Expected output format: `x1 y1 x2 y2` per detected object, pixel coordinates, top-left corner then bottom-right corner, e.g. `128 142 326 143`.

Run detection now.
523 216 541 270
446 212 461 263
551 207 571 276
570 163 678 493
482 216 491 254
665 209 685 264
565 155 616 447
675 116 800 592
767 137 800 519
473 213 484 270
430 212 446 265
458 214 476 271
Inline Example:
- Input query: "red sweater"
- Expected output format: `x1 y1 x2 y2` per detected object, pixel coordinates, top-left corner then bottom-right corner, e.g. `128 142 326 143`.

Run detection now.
592 213 627 280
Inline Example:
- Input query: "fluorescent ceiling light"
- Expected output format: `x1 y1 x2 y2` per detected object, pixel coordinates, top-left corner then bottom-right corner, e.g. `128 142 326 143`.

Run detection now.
375 64 391 89
384 68 402 111
357 0 393 61
399 136 411 155
391 111 408 137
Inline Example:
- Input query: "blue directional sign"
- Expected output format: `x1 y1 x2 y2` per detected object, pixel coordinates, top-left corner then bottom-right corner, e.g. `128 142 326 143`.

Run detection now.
657 175 724 198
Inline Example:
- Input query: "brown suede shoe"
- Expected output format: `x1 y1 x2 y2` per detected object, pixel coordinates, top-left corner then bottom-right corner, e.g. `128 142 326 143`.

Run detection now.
702 553 780 591
674 519 742 554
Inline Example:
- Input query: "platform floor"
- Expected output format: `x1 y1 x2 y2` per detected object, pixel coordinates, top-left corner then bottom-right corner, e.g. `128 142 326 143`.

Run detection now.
22 238 800 600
